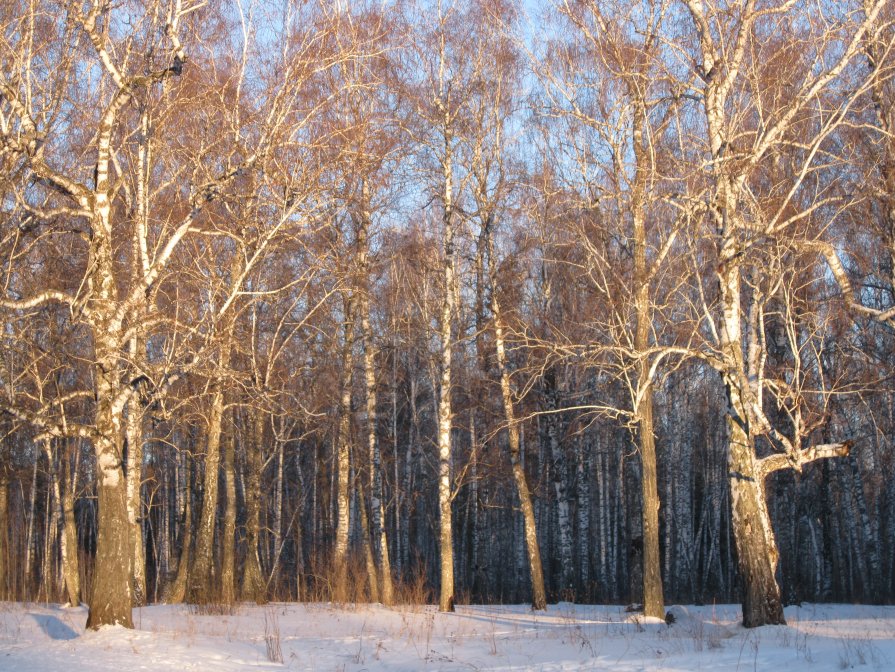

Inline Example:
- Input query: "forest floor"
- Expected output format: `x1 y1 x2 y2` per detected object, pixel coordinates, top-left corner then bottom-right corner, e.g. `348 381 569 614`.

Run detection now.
0 600 893 671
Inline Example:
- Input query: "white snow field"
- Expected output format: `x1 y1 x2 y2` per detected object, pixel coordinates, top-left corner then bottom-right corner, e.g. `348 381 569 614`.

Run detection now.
0 601 893 671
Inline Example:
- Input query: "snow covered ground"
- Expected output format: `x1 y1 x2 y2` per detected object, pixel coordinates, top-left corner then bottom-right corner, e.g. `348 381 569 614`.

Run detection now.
1 600 893 671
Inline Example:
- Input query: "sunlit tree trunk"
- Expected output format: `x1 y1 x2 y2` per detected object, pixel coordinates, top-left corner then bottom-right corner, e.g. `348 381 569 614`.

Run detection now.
718 255 785 625
188 383 225 603
86 209 133 628
45 440 80 606
357 200 394 605
334 295 355 602
487 222 546 611
436 123 456 613
358 481 380 602
165 451 192 604
391 331 404 578
544 369 573 595
125 105 152 610
632 107 663 617
362 326 393 603
680 0 879 626
125 380 146 607
41 473 56 601
221 430 237 605
24 452 37 597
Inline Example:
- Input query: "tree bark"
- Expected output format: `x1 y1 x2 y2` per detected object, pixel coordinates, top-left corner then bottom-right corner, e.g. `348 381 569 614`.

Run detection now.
718 254 786 627
544 369 573 596
575 435 591 599
87 305 133 628
125 390 146 607
630 97 665 619
46 440 80 606
189 384 225 603
240 408 267 604
488 224 547 611
164 451 192 604
636 380 663 618
334 295 355 602
358 481 380 602
24 453 37 597
362 310 394 605
221 430 237 605
358 205 395 605
436 135 456 613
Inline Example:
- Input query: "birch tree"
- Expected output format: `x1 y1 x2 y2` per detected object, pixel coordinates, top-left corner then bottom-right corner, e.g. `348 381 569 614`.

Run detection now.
463 1 547 609
399 0 484 611
542 0 688 618
0 0 363 627
0 0 209 629
678 0 890 627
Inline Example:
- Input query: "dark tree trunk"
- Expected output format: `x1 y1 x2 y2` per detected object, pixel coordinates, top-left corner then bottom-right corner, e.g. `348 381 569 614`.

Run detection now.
240 409 267 604
189 386 225 603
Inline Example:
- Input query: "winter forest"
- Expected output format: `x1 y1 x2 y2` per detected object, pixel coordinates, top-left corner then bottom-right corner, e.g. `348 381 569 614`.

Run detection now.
1 0 895 640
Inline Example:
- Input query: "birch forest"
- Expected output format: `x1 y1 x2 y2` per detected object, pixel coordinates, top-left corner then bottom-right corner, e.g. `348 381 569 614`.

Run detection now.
2 0 895 632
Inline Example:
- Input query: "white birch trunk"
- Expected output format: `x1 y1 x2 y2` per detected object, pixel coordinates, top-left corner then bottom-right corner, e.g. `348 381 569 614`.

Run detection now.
358 217 394 604
44 440 79 606
24 454 37 597
334 296 354 602
61 440 80 606
125 374 146 607
545 372 573 594
41 459 57 601
436 138 456 613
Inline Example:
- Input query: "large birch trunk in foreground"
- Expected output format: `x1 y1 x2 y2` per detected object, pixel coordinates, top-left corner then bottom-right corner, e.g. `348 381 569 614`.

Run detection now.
680 0 878 626
87 408 133 628
86 206 133 629
636 381 663 619
189 384 225 603
718 256 785 627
